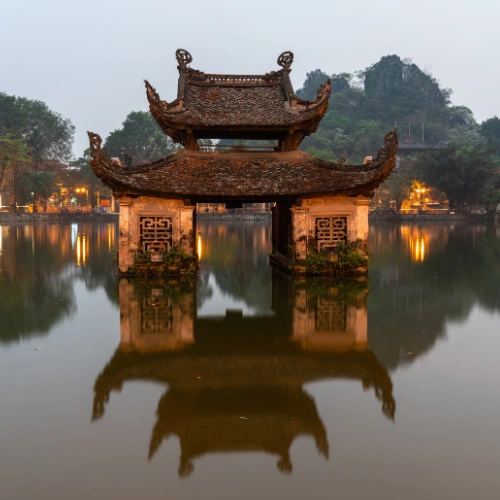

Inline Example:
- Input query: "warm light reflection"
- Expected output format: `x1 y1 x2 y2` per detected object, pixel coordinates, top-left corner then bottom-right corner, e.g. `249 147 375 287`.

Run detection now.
401 226 429 262
107 224 113 250
410 236 426 262
398 225 454 263
197 233 202 260
76 233 87 266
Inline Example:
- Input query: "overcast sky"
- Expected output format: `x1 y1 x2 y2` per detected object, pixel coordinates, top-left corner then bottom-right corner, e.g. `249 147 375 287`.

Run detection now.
1 0 498 156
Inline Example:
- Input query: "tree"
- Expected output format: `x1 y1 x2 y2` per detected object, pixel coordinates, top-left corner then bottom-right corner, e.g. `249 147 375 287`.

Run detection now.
480 116 500 153
448 105 477 128
414 145 497 209
295 69 330 100
447 125 486 148
0 93 74 169
302 128 352 158
377 169 413 209
69 149 111 206
104 111 179 165
0 129 32 187
15 171 56 211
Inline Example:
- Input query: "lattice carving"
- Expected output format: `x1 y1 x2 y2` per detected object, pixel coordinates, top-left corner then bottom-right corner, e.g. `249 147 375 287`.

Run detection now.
315 297 347 332
315 216 347 252
139 216 173 252
140 294 173 335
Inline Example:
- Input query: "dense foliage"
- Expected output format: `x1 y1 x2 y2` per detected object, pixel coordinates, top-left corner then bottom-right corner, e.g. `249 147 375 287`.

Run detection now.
15 171 56 209
295 55 500 206
104 111 179 165
296 55 487 162
0 92 74 169
0 92 75 208
413 145 498 209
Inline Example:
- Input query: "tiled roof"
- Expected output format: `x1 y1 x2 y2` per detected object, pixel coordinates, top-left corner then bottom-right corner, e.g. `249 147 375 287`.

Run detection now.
180 83 327 127
88 130 398 200
144 50 331 146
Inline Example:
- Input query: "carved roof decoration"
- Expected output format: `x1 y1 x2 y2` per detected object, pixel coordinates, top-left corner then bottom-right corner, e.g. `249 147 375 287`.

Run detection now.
144 49 331 148
87 130 398 201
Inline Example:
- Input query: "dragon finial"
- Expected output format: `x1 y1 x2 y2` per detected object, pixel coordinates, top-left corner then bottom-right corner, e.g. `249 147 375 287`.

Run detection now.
175 48 193 70
277 51 294 70
87 132 110 167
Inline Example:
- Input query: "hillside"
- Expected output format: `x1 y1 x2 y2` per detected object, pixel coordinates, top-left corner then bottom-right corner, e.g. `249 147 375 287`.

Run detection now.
296 55 493 163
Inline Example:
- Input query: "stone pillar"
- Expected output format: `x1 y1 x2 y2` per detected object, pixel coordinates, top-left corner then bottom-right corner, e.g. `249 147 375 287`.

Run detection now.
176 294 195 345
118 279 195 353
271 204 278 254
118 279 133 351
274 201 292 257
348 306 368 347
354 197 370 242
117 197 134 273
291 288 308 342
290 206 308 260
291 282 369 352
180 205 196 255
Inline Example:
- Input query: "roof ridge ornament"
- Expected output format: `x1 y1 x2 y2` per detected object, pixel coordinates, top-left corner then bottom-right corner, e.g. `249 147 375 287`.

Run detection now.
87 132 108 164
176 49 192 70
277 51 294 70
144 80 161 106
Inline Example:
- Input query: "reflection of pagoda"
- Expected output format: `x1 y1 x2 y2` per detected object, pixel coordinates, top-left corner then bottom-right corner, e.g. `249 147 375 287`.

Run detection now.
93 275 395 476
152 385 326 476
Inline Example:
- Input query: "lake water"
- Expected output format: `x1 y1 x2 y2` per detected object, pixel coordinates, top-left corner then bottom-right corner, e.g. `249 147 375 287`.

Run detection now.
1 220 499 500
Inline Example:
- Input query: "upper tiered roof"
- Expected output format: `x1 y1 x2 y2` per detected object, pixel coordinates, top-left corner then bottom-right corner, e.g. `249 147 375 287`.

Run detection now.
145 49 331 150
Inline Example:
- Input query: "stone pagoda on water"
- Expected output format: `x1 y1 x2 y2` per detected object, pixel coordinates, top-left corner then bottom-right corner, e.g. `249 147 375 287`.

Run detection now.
88 49 398 275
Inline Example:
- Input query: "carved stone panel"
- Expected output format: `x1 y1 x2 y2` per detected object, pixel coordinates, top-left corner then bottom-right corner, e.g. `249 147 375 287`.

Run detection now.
314 297 347 332
314 216 347 252
140 290 173 335
139 216 173 252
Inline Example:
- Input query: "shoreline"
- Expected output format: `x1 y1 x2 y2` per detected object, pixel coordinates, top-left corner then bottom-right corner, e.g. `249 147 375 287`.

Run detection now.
0 211 498 224
0 212 119 223
369 213 500 223
197 213 272 221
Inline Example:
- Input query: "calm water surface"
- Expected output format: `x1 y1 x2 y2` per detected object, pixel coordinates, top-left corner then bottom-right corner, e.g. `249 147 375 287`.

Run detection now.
0 220 499 500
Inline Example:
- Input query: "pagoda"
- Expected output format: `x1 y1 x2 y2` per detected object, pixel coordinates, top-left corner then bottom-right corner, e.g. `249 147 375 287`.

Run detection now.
88 49 398 275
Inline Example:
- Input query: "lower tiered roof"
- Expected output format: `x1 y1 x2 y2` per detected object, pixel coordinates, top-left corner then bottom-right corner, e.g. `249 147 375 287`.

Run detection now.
88 130 398 201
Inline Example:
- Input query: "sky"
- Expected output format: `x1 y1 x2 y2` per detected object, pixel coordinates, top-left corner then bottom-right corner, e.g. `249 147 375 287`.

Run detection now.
1 0 498 156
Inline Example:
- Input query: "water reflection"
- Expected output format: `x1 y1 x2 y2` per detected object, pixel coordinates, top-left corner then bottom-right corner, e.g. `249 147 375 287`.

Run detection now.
368 222 500 368
2 220 500 497
400 225 449 262
92 274 395 476
198 221 272 314
0 222 118 344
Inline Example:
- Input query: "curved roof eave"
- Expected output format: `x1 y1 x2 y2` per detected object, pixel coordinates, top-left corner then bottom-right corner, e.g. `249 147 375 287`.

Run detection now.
87 130 398 200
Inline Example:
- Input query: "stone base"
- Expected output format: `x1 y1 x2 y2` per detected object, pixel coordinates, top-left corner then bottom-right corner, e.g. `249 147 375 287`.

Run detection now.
119 252 198 277
269 252 368 276
116 196 196 274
